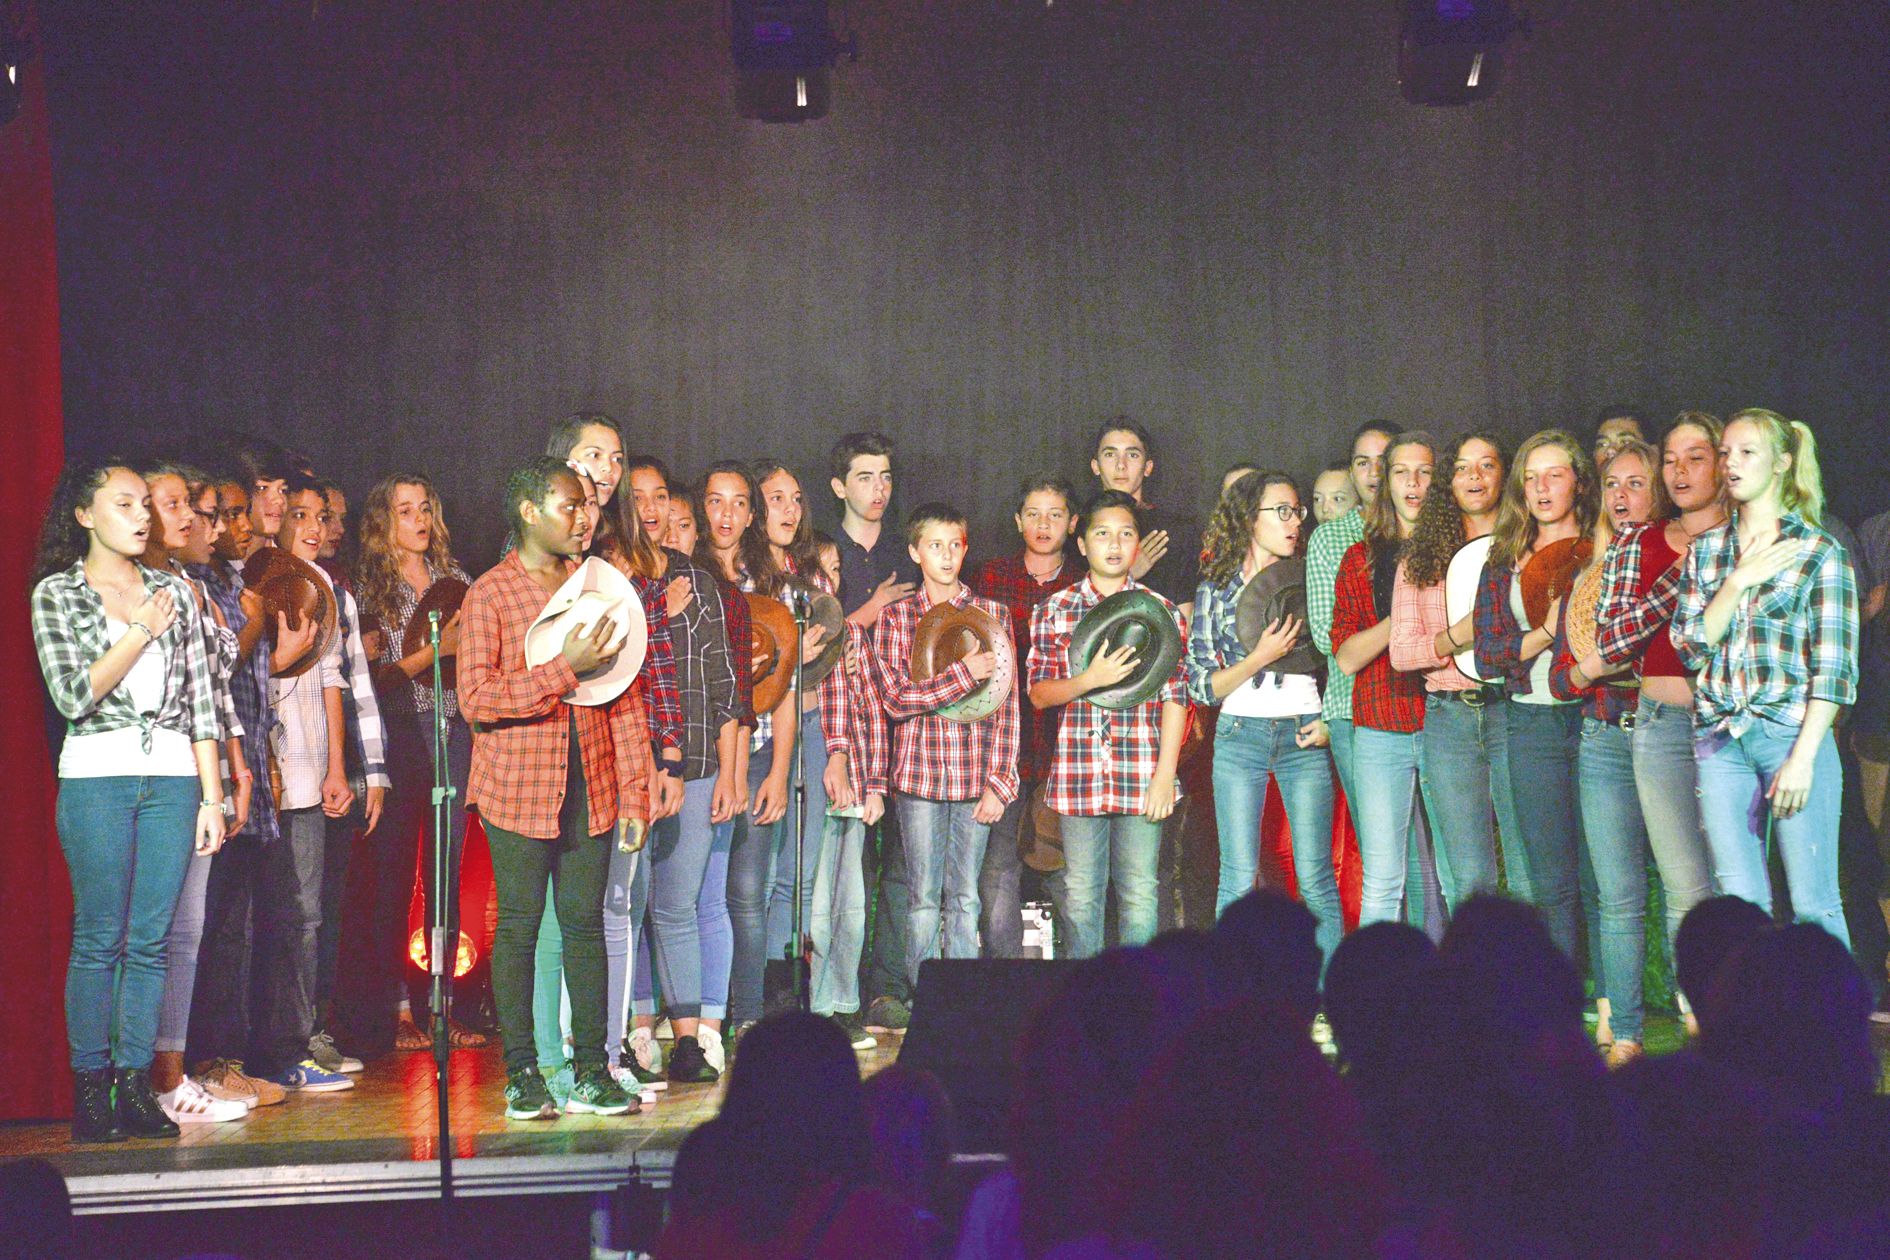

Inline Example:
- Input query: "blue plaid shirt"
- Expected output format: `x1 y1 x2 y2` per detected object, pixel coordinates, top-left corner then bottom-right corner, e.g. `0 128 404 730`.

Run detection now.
1671 512 1859 737
190 560 280 844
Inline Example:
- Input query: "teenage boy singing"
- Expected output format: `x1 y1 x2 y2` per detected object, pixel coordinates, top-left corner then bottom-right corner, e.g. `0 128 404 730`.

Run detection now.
869 503 1021 991
1028 491 1188 959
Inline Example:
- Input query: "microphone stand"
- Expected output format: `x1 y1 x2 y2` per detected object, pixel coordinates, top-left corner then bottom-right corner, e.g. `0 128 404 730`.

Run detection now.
788 588 811 1013
427 611 457 1214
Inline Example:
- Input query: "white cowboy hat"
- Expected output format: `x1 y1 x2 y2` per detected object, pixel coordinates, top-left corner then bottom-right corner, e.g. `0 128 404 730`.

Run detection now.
522 557 648 707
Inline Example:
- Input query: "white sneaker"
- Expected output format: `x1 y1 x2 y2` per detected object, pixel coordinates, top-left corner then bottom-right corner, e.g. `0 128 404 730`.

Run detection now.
627 1028 670 1091
697 1025 726 1074
159 1076 249 1124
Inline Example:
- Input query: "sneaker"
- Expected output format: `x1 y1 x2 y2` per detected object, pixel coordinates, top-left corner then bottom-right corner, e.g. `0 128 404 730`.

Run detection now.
864 996 910 1034
232 1061 287 1106
194 1059 261 1111
262 1060 356 1093
158 1077 249 1125
563 1065 636 1116
543 1062 575 1108
309 1031 364 1074
625 1029 669 1090
653 1015 674 1042
505 1066 558 1120
832 1011 877 1050
698 1025 728 1075
667 1034 719 1084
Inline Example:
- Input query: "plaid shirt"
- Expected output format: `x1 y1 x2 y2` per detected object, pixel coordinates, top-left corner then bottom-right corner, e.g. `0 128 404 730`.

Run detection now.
870 587 1021 804
1184 568 1323 707
333 582 390 789
191 561 279 843
819 622 889 799
1471 558 1537 696
1306 509 1366 723
623 568 685 764
32 560 221 750
1671 513 1859 737
972 551 1080 782
711 570 757 732
1548 579 1637 723
1593 521 1689 677
1028 576 1187 817
459 551 655 840
370 561 473 718
1330 543 1426 733
661 550 740 780
1387 562 1474 693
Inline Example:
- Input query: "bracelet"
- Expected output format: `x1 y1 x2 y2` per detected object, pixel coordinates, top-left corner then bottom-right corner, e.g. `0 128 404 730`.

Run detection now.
130 621 154 640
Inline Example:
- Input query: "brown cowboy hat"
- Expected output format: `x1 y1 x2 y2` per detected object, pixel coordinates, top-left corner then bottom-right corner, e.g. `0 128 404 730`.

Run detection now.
1233 556 1322 676
401 575 470 690
1068 588 1183 710
242 547 338 679
910 601 1014 723
747 592 798 715
797 586 848 689
1021 783 1065 874
1520 536 1594 629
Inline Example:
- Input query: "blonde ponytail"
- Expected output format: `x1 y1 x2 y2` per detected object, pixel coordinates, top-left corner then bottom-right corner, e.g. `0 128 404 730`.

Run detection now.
1727 408 1825 527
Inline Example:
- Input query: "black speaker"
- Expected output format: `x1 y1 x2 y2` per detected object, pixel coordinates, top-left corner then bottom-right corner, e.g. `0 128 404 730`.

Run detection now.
898 958 1074 1153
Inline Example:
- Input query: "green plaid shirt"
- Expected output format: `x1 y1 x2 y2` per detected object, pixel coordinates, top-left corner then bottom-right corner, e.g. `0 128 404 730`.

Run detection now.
1306 508 1366 724
1671 512 1859 737
32 560 221 752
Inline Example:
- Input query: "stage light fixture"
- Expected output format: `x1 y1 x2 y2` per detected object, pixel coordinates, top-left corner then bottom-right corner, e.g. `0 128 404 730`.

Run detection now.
730 0 859 123
1398 0 1524 106
0 26 35 128
408 926 479 980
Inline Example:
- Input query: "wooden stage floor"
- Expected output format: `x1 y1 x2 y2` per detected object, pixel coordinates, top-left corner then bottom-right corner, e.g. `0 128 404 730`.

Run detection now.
0 1032 904 1216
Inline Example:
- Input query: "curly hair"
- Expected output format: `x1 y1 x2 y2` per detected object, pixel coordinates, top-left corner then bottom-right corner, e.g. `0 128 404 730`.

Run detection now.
35 457 137 584
1402 431 1505 589
1490 429 1599 571
355 473 459 633
1199 471 1301 587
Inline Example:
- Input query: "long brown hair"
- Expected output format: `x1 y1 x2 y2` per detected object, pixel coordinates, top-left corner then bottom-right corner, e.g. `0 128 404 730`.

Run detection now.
750 459 822 583
605 485 663 580
1363 432 1438 548
1402 431 1504 589
356 473 459 632
1489 429 1598 570
1199 470 1300 587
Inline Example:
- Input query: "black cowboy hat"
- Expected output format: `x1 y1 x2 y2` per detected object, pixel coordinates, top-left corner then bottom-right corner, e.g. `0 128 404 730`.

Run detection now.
1068 588 1183 710
799 588 847 688
1234 557 1322 677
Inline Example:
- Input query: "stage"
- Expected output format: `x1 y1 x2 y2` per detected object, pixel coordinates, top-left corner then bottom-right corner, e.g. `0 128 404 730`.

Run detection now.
0 1034 904 1220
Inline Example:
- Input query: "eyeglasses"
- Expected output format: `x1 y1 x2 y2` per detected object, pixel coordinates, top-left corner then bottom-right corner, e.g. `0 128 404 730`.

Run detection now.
1260 504 1309 523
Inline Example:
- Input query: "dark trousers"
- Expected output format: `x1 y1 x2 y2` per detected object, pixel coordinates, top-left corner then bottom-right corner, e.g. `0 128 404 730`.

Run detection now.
859 805 913 1006
186 832 260 1067
1839 737 1890 1001
487 745 611 1073
250 807 327 1074
980 794 1028 959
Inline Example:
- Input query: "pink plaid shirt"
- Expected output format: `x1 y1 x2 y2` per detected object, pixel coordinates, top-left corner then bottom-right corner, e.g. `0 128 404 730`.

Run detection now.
819 622 890 800
1028 577 1187 817
869 586 1021 804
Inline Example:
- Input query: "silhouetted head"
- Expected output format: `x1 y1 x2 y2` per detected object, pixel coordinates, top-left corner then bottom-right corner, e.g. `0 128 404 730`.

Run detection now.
1211 889 1322 1026
1673 895 1772 1020
1323 921 1436 1072
862 1064 956 1210
0 1158 72 1260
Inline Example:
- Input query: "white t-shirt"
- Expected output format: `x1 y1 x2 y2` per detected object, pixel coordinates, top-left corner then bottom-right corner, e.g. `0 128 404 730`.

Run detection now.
59 618 196 778
1510 575 1569 706
1221 669 1322 720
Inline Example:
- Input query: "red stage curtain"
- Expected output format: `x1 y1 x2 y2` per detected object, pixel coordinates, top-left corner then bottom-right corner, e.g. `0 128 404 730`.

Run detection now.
0 0 74 1122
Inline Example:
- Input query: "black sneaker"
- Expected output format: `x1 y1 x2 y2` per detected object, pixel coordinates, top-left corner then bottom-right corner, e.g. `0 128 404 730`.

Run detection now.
564 1065 635 1115
833 1011 878 1050
864 995 910 1034
504 1066 557 1120
667 1034 719 1084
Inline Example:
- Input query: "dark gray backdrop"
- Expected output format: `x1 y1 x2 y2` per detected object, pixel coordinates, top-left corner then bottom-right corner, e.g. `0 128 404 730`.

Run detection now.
43 1 1890 566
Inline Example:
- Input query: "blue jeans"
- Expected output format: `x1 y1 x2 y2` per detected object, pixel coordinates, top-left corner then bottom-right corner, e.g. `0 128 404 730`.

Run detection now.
1351 727 1425 928
812 813 868 1015
157 849 213 1053
58 775 197 1072
1504 701 1585 959
1579 718 1649 1043
1696 720 1848 946
727 741 781 1022
1056 812 1161 959
1328 717 1359 810
1211 713 1341 962
1632 697 1717 952
1419 691 1508 907
766 706 830 961
896 795 991 987
630 775 717 1021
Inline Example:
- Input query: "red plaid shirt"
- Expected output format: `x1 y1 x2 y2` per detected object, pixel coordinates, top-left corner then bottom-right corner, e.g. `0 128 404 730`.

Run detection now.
973 551 1080 783
1028 577 1187 817
1593 520 1689 679
819 622 890 799
459 552 655 840
870 587 1021 804
711 571 756 731
1330 542 1427 734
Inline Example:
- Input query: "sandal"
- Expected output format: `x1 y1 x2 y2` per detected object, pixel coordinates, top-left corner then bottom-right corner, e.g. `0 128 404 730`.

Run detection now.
395 1015 430 1052
446 1019 489 1050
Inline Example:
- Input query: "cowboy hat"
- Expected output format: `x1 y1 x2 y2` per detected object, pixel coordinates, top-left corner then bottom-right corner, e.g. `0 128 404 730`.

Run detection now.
1520 536 1594 629
1068 588 1183 710
746 592 798 715
242 546 339 679
522 557 647 707
1444 535 1497 684
1233 557 1322 676
796 586 848 689
911 600 1014 724
401 575 470 690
